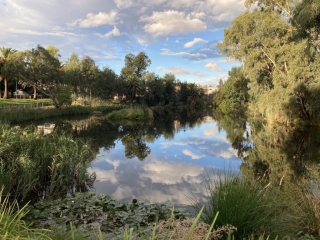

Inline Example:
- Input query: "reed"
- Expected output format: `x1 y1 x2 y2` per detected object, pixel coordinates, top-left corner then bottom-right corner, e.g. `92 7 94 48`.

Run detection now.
0 122 95 200
107 105 153 120
0 187 49 239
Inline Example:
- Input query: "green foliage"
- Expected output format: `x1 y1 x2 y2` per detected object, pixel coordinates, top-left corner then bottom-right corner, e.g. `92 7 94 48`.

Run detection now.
24 192 189 238
52 85 73 108
213 67 249 115
121 52 151 78
219 0 320 124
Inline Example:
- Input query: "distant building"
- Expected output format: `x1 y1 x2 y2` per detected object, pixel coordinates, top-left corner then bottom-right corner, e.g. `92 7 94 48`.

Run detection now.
202 85 218 95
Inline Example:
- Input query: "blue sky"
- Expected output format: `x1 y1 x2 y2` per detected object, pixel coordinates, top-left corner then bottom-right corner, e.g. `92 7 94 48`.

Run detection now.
0 0 244 85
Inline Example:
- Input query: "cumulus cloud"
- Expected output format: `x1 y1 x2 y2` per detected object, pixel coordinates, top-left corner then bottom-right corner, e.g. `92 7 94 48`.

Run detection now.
184 38 208 48
205 62 226 72
140 10 206 37
167 66 190 75
182 149 205 160
70 11 118 28
161 48 207 59
103 26 122 38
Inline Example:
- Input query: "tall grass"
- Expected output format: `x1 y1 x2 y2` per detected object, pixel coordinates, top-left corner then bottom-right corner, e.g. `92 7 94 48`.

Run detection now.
0 122 95 200
192 172 279 239
0 187 50 239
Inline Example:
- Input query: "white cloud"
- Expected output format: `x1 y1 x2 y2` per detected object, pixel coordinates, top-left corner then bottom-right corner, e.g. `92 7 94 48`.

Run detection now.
161 48 207 59
205 62 226 72
70 11 118 28
7 27 77 36
104 26 121 38
193 71 206 77
184 38 208 48
167 66 190 75
140 10 206 37
114 0 135 9
182 149 205 160
164 68 206 77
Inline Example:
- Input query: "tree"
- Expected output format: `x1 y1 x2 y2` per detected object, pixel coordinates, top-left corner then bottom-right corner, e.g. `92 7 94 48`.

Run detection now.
121 52 151 78
218 0 320 124
20 45 61 100
80 56 98 102
63 52 83 97
216 67 249 114
0 47 17 99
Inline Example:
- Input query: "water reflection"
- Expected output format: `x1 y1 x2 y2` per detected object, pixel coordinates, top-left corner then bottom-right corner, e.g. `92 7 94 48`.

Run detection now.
87 111 242 207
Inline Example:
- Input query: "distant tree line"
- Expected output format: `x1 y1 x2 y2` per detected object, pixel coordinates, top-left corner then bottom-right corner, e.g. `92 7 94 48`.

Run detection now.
0 46 205 109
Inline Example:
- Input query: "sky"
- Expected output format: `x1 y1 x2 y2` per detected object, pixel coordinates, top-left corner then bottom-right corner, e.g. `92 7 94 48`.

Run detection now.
0 0 244 86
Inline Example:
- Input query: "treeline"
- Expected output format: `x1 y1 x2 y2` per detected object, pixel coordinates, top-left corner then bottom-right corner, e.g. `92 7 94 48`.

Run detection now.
214 0 320 126
0 46 205 109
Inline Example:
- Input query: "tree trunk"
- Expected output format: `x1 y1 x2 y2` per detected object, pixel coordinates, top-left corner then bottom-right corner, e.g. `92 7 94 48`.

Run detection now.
3 78 8 99
33 85 37 100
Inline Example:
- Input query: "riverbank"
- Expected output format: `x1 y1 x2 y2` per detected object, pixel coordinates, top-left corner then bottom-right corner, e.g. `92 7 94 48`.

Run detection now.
0 104 123 124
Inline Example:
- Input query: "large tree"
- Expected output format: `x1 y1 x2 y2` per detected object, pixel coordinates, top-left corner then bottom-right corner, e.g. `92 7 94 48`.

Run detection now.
219 0 320 125
0 47 17 99
121 52 151 78
80 55 98 102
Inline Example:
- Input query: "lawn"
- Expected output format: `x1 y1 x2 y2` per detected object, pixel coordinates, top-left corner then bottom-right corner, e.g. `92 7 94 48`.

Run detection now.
0 98 52 106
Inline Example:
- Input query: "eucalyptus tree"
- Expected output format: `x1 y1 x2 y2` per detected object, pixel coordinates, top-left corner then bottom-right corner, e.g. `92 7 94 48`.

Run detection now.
219 0 320 124
0 47 17 99
80 55 98 102
121 52 151 78
63 52 82 97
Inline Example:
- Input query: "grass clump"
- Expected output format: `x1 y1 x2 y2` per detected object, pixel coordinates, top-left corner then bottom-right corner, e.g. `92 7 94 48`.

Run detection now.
107 105 153 120
192 173 279 239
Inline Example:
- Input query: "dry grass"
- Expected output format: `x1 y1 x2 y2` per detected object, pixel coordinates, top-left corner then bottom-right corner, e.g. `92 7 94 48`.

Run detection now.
145 217 236 240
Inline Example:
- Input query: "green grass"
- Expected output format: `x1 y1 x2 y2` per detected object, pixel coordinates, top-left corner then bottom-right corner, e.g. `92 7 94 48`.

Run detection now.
192 172 280 239
0 98 52 106
107 105 153 120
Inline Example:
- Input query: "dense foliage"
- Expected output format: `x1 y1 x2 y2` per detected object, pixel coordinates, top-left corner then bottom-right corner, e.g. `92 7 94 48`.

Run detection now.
219 0 320 125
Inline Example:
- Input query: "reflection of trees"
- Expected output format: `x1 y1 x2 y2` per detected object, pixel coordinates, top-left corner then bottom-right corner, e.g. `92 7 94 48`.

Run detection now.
212 109 251 158
40 109 207 162
240 120 320 189
121 124 151 160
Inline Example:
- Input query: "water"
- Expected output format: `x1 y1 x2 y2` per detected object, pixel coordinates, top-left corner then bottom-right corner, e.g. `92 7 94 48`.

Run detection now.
88 113 242 208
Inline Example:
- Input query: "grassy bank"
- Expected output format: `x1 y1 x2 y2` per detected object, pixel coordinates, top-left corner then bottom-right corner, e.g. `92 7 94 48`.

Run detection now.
0 104 123 124
107 105 153 120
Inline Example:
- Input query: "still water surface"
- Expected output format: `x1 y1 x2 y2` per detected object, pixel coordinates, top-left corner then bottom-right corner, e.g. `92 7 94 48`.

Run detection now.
89 113 242 208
